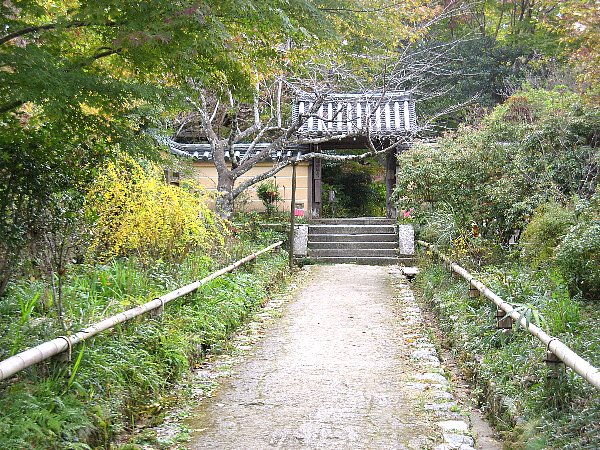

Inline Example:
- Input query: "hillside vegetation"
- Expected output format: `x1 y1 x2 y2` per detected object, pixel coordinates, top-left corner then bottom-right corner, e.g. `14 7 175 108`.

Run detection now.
396 88 599 449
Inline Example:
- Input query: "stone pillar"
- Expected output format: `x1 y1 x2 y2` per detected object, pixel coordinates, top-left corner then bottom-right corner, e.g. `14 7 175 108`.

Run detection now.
293 224 309 256
398 224 415 256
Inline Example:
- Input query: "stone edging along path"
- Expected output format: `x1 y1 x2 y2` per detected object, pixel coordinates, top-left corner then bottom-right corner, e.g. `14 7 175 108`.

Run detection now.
150 265 480 449
390 266 476 450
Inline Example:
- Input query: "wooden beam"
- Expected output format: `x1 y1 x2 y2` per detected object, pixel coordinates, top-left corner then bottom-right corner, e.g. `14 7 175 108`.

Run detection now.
385 149 397 219
312 149 322 218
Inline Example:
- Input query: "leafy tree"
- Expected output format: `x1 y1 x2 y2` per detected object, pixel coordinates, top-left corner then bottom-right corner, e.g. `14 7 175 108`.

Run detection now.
417 0 600 120
0 0 338 292
157 1 453 218
553 0 600 100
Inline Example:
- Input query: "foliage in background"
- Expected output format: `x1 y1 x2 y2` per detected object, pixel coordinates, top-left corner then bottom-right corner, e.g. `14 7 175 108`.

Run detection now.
321 159 386 218
395 88 599 293
86 156 225 263
553 1 600 101
419 0 600 128
396 88 598 241
0 109 114 295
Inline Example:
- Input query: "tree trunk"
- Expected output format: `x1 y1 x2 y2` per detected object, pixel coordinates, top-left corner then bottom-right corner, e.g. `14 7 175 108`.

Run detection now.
216 171 235 219
0 264 11 297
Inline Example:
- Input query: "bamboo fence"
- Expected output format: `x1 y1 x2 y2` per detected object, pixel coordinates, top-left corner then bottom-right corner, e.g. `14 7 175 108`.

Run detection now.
0 241 283 382
417 240 600 391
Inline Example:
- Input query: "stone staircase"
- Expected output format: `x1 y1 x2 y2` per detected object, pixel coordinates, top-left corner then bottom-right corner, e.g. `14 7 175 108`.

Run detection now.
307 218 413 265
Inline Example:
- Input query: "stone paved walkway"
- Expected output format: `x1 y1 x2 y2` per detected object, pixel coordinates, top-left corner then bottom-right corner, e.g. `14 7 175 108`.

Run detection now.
187 265 475 449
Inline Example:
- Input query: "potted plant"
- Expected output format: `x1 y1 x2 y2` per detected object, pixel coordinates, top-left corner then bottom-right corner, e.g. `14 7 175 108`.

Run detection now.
256 181 282 216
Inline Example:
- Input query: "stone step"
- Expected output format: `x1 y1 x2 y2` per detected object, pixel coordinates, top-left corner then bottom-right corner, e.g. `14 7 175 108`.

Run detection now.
310 248 398 258
309 256 414 266
308 241 398 250
308 233 398 243
311 217 395 225
309 224 397 235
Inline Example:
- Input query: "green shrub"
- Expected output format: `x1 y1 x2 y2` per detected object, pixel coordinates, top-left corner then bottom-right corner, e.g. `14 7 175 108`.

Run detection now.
556 221 600 301
86 155 225 263
520 202 575 266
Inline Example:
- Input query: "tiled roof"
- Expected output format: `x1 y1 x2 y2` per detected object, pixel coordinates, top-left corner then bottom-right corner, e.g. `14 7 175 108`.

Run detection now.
292 92 416 137
161 92 416 160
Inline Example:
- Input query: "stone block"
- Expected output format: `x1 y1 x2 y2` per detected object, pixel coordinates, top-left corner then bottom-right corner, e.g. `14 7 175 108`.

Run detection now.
293 224 308 256
443 433 475 448
398 224 415 255
436 420 469 433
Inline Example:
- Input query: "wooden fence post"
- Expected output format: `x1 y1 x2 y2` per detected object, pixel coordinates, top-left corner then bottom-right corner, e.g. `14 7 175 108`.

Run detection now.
496 307 514 330
289 162 297 271
469 285 480 298
545 345 564 378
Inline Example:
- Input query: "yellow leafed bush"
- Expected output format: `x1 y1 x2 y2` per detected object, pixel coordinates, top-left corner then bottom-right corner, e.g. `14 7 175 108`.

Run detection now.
86 155 225 262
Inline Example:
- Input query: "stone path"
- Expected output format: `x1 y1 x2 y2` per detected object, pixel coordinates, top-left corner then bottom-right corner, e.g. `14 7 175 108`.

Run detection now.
187 265 475 449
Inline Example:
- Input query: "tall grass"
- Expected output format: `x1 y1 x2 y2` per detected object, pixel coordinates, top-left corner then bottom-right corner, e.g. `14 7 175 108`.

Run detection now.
0 235 288 448
415 254 600 450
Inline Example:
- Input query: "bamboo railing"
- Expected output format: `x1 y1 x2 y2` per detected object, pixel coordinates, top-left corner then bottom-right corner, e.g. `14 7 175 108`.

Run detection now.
417 240 600 391
0 241 283 382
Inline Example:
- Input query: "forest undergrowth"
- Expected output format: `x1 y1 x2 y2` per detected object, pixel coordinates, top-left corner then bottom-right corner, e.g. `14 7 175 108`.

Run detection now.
0 152 290 449
399 88 599 449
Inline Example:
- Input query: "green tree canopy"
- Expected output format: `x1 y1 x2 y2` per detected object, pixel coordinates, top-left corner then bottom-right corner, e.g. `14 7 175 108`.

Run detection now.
0 0 344 292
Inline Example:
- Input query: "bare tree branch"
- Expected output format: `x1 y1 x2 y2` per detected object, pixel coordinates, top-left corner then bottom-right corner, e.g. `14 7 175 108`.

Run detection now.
209 99 220 123
233 96 326 177
187 95 217 142
163 15 481 218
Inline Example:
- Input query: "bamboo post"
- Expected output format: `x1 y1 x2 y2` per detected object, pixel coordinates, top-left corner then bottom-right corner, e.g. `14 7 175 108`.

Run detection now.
468 285 480 298
289 162 297 271
545 349 564 379
416 240 600 391
0 241 283 382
